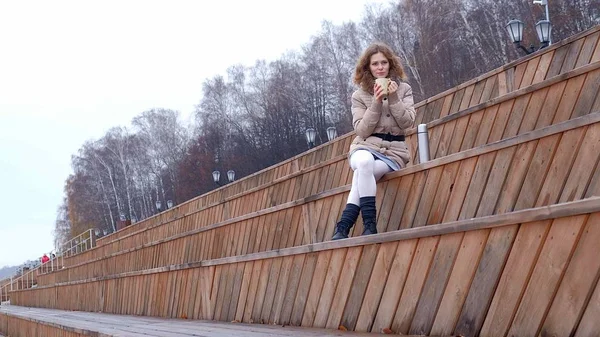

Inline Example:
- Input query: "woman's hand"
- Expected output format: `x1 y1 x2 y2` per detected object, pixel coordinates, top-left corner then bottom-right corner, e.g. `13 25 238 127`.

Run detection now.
373 83 385 103
388 81 398 95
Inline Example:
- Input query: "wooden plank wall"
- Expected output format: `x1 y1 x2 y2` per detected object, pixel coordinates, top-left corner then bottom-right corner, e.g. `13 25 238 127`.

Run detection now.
0 313 86 337
11 199 600 337
85 25 600 257
36 114 600 287
63 61 600 270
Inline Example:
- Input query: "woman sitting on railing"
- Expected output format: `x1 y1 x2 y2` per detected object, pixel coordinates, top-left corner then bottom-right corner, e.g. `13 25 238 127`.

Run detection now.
332 42 415 240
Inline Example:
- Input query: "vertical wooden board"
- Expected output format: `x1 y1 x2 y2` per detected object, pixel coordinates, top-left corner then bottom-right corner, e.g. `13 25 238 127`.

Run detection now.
234 261 254 322
518 88 548 134
536 81 568 129
187 267 201 319
513 62 528 90
410 232 463 335
454 225 519 337
573 69 600 118
287 206 303 248
440 93 454 118
323 161 337 191
290 252 319 326
321 194 345 242
355 241 399 332
473 105 500 147
459 85 475 111
447 114 470 155
246 218 259 254
518 56 541 89
214 264 232 321
497 69 510 96
279 254 306 325
479 220 550 336
563 123 600 202
269 255 294 324
305 249 340 327
427 123 444 160
514 134 560 211
314 197 333 243
427 162 460 225
400 170 428 229
460 111 484 152
415 106 426 125
476 147 516 217
242 260 263 322
259 257 284 323
442 157 477 222
470 80 486 107
575 275 600 337
435 120 457 158
487 100 514 143
251 259 273 322
384 175 412 232
503 94 532 138
561 38 586 74
536 127 585 207
494 141 537 214
226 263 246 322
430 229 489 336
533 51 555 84
546 45 569 79
391 236 440 334
552 74 587 124
271 210 286 250
412 166 443 227
541 214 600 336
325 246 363 330
340 244 380 331
449 88 466 114
377 179 401 232
507 215 587 337
458 152 496 220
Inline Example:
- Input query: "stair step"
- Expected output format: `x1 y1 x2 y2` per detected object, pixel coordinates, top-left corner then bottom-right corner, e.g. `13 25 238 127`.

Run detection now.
9 198 600 336
0 306 449 337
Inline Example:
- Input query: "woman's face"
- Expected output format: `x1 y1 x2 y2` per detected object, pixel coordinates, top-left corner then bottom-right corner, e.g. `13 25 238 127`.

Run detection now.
369 52 389 78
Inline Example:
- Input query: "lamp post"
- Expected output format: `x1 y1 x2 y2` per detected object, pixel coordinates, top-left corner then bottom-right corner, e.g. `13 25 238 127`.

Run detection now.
326 127 337 142
227 170 235 183
506 0 552 56
155 200 162 213
305 127 316 148
212 170 221 186
167 200 173 209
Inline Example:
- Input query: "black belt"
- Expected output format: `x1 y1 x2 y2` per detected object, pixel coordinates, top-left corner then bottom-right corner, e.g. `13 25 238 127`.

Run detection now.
371 133 405 142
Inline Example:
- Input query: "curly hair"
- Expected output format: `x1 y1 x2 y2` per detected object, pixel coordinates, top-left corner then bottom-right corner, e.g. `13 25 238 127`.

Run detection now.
353 42 407 93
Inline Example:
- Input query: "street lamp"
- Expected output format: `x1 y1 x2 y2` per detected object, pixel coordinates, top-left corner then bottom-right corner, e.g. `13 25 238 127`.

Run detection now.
227 170 235 183
506 1 552 56
119 212 126 221
167 200 173 209
305 127 316 148
155 200 162 213
326 127 337 141
212 170 221 185
94 228 100 237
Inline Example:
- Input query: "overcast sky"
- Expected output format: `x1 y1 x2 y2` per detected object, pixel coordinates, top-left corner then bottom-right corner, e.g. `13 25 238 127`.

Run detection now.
0 0 388 267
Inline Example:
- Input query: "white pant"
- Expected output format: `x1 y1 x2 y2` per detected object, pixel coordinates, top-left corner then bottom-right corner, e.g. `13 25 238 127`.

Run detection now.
346 150 392 205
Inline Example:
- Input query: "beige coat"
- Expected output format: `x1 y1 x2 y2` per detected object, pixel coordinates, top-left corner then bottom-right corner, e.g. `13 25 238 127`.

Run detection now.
349 82 416 168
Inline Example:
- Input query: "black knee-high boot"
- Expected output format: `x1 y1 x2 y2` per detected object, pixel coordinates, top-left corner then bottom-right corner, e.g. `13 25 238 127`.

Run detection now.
360 196 377 235
332 203 360 240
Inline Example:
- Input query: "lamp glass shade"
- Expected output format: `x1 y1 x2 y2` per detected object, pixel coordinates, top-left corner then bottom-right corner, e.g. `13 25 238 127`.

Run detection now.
167 200 173 208
94 229 100 236
119 212 126 221
535 20 552 44
326 127 337 141
227 170 235 182
155 200 162 210
103 229 108 236
305 127 316 144
506 19 524 43
212 170 221 183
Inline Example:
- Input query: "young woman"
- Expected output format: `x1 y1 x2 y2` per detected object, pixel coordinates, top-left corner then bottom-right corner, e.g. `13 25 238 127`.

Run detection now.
332 42 415 240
